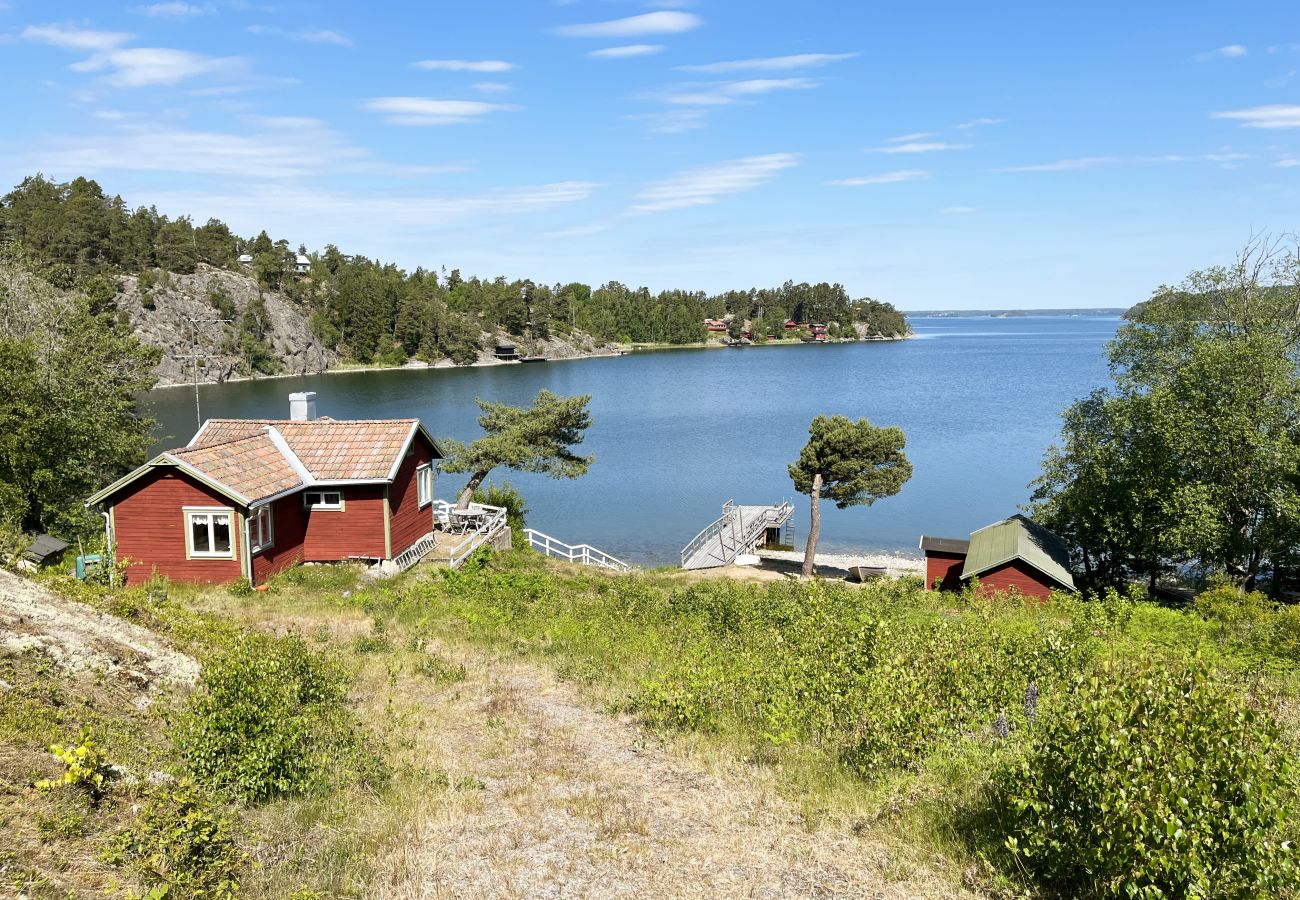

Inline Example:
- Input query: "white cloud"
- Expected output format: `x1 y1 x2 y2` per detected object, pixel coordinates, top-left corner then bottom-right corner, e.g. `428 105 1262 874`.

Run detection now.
827 169 929 186
996 156 1119 172
72 47 241 87
676 52 857 73
588 44 665 59
885 131 936 143
246 25 352 46
1212 104 1300 128
1196 44 1247 61
365 96 519 125
473 81 512 93
657 77 817 106
553 11 702 38
954 117 1004 129
629 152 799 213
23 24 133 51
413 59 514 72
940 206 977 214
624 109 708 134
132 2 209 18
18 118 466 179
1276 157 1300 168
867 141 969 154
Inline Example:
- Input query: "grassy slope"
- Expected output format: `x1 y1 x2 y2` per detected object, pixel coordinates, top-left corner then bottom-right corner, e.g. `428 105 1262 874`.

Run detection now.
2 552 1297 897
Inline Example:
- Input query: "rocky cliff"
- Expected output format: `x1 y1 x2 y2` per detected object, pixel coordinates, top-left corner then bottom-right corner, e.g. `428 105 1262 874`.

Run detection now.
113 264 336 386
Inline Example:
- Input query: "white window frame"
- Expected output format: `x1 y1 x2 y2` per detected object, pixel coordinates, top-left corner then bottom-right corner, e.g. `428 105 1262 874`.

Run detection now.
416 464 433 508
183 507 236 560
249 504 274 555
304 489 344 511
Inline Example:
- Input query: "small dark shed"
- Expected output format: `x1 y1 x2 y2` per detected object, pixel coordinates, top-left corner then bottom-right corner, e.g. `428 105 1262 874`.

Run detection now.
21 533 69 568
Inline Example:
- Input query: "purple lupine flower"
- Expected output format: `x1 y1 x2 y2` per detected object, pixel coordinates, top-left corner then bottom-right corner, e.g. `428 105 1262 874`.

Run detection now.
994 711 1009 739
1025 682 1039 725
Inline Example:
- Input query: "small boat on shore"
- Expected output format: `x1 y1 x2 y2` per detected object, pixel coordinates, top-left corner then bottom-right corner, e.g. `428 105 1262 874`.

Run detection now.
520 355 547 363
849 565 888 582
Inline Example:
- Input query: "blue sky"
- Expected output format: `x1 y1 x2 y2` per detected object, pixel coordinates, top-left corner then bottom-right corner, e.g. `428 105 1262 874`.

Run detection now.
1 1 1298 309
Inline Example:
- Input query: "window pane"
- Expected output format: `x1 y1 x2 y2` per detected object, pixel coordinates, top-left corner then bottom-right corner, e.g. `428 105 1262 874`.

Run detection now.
191 513 210 553
326 492 340 506
212 514 231 553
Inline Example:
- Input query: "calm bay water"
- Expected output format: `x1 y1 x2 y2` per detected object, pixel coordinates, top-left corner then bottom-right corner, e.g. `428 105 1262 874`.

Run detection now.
143 316 1119 566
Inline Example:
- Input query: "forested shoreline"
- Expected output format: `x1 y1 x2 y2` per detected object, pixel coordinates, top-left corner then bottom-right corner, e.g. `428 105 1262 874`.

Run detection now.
0 174 909 374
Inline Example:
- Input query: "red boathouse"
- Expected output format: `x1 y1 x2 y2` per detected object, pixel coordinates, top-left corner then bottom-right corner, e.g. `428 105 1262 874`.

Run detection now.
919 515 1076 600
87 392 443 587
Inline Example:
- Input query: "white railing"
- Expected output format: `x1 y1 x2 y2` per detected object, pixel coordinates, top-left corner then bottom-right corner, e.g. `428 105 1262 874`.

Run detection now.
433 500 509 569
524 528 632 572
680 499 738 568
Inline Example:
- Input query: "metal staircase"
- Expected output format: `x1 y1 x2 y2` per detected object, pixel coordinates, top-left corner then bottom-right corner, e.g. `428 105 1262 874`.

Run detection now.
680 499 795 570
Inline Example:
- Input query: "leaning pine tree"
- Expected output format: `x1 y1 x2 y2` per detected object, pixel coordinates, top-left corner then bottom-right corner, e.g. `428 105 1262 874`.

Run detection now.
441 389 594 508
788 415 912 577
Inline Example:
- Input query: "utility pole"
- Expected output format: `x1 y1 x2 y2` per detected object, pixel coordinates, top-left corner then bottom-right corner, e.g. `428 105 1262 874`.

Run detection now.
175 317 231 430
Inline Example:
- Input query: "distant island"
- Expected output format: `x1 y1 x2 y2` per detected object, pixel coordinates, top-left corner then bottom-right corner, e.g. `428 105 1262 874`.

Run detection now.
905 307 1127 318
0 174 910 385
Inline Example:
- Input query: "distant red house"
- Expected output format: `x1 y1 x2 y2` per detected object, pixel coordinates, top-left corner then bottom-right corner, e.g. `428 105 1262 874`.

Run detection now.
704 318 728 333
87 392 443 587
919 515 1076 600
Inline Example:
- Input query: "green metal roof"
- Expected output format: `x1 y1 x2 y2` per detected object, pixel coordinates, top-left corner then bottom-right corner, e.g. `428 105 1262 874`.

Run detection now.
960 515 1076 591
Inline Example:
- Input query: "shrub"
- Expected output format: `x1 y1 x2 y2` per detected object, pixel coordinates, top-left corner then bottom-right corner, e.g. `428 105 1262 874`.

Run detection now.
472 480 528 542
1270 604 1300 662
990 662 1298 898
34 729 113 800
172 631 384 802
103 778 245 900
1193 575 1275 632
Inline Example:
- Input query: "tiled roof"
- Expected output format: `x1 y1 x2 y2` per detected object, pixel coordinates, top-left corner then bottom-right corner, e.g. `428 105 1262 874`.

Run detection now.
193 418 419 481
172 432 304 503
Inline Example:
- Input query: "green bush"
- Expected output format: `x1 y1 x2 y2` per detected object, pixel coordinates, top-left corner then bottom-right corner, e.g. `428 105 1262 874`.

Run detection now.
172 631 384 802
1193 576 1275 632
1270 604 1300 662
472 480 528 543
990 662 1298 897
103 778 245 900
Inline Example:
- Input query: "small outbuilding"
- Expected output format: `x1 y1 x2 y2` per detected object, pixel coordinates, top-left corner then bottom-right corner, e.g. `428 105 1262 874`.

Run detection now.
919 515 1075 599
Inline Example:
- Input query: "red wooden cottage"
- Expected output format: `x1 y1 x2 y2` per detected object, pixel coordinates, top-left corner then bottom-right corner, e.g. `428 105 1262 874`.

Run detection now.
87 392 443 587
919 515 1075 600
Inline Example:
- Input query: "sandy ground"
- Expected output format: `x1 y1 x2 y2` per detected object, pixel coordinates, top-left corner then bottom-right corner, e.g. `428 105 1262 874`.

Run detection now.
756 550 925 579
0 570 198 690
369 654 969 899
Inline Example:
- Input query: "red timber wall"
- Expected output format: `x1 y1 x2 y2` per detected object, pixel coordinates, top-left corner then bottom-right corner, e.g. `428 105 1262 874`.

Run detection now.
301 485 386 562
973 560 1059 601
925 551 967 592
250 492 308 585
110 468 243 586
388 434 437 556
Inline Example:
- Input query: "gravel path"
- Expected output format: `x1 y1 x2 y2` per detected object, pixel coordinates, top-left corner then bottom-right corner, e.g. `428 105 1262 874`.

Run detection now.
370 654 968 899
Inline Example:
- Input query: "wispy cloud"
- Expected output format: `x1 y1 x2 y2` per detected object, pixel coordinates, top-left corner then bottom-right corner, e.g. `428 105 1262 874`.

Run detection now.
656 77 817 106
954 117 1004 129
364 96 519 126
629 152 799 213
473 81 512 93
77 47 241 87
827 169 929 186
996 156 1120 172
131 2 210 18
1212 104 1300 128
676 52 856 73
1195 44 1247 61
16 117 463 179
413 58 514 72
867 141 969 154
624 109 708 134
1277 157 1300 168
885 131 936 143
588 44 664 59
553 11 702 38
247 25 353 47
997 153 1244 173
23 24 133 52
940 206 977 214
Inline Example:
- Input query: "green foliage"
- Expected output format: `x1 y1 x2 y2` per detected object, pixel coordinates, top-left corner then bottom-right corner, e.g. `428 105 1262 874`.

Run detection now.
1033 238 1300 589
472 480 529 542
34 729 113 799
1193 576 1275 631
990 662 1299 898
172 631 384 803
788 415 912 508
0 260 160 536
103 779 246 900
442 390 594 504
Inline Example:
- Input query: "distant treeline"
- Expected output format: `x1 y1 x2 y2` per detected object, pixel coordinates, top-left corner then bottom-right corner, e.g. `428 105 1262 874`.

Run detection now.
0 174 908 366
